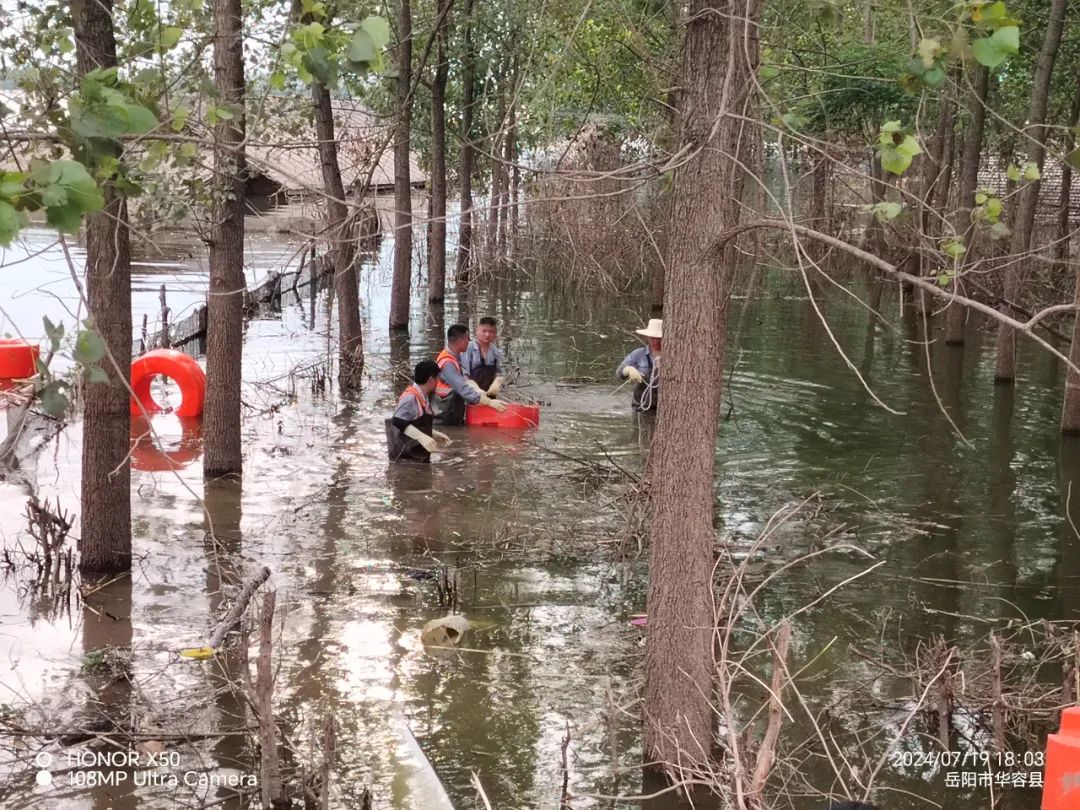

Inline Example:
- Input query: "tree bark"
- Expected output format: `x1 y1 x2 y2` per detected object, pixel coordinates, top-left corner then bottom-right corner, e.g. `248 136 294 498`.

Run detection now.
203 0 246 480
311 83 363 394
1061 265 1080 433
428 0 450 303
498 95 516 260
72 0 132 575
389 0 413 330
643 0 760 780
995 0 1068 382
947 63 989 345
1057 79 1080 265
455 0 476 287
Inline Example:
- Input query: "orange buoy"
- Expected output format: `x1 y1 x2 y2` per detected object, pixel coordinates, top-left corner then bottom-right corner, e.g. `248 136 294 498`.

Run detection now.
130 415 203 472
1043 706 1080 808
0 339 40 379
130 349 206 418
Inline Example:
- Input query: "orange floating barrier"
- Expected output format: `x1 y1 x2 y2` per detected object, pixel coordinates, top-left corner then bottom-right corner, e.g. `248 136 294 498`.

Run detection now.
130 349 206 418
1043 706 1080 809
465 401 540 428
0 338 40 379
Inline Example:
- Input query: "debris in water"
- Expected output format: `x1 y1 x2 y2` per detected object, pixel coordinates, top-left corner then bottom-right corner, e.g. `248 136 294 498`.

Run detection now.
420 614 471 647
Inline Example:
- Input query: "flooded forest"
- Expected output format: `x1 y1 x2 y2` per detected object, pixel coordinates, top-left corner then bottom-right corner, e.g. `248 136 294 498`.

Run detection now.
2 0 1080 808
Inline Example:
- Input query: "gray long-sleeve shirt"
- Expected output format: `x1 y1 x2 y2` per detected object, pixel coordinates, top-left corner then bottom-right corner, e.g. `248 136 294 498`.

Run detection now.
438 351 482 403
461 340 503 378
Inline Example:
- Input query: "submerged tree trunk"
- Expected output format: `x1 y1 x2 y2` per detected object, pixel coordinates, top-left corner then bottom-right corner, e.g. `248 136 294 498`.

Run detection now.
428 0 450 303
203 0 246 480
995 0 1068 382
312 83 362 394
455 0 476 287
72 0 133 575
1062 266 1080 433
643 0 760 781
389 0 413 330
946 63 989 346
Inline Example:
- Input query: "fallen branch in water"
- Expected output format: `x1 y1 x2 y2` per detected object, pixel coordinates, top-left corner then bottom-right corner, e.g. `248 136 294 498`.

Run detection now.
207 565 272 649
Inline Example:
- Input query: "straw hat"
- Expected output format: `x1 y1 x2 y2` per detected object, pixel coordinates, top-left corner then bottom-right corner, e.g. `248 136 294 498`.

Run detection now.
634 319 663 339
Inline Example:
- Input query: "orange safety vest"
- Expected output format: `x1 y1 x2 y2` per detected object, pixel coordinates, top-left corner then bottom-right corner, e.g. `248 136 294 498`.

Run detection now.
435 348 462 398
398 383 432 415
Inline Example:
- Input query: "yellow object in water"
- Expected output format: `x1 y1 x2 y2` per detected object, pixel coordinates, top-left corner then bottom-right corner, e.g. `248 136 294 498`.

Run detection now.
179 646 216 660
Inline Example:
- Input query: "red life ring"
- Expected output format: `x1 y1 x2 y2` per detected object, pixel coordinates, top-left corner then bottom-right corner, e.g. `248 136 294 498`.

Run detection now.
130 415 203 471
130 349 206 418
0 339 40 379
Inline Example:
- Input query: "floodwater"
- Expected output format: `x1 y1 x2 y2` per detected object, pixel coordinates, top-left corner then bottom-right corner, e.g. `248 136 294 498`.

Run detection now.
0 223 1074 810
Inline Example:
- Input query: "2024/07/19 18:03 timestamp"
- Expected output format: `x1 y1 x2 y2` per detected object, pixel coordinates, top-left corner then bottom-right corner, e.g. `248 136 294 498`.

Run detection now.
889 750 1046 769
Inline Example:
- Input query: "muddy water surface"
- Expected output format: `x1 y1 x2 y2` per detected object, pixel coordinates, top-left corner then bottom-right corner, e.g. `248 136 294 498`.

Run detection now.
0 227 1073 810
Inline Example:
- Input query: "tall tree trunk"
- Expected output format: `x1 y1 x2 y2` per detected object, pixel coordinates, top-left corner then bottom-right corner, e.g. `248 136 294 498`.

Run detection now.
428 0 450 303
486 68 508 267
946 63 990 346
643 0 760 781
389 0 413 330
312 84 362 393
455 0 476 286
1057 79 1080 265
203 0 246 480
995 0 1068 382
72 0 132 575
1062 265 1080 433
498 98 516 260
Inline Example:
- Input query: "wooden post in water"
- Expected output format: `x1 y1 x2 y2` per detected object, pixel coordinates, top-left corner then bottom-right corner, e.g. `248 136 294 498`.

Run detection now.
158 284 170 349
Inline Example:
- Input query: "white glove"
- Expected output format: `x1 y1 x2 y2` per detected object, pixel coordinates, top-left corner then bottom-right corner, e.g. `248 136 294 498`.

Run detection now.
623 367 645 385
487 376 504 397
432 430 452 446
466 379 484 396
403 424 437 453
479 395 507 413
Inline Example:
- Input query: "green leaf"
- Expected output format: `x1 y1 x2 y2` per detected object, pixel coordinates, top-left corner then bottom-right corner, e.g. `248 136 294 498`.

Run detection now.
992 25 1019 53
1006 163 1020 182
42 315 64 351
0 201 24 246
895 134 922 159
160 26 183 49
974 192 988 205
937 271 952 287
359 16 390 50
1022 162 1040 181
973 1 1007 23
871 201 903 221
269 71 286 91
38 382 70 418
347 29 376 64
990 221 1011 240
758 65 780 80
171 106 190 132
973 25 1019 68
986 197 1002 222
880 147 911 176
923 67 946 87
85 365 110 384
74 328 106 365
880 120 902 134
942 239 966 259
1068 147 1080 171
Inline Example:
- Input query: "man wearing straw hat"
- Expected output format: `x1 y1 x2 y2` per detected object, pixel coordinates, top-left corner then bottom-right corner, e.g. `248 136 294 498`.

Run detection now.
616 318 662 412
